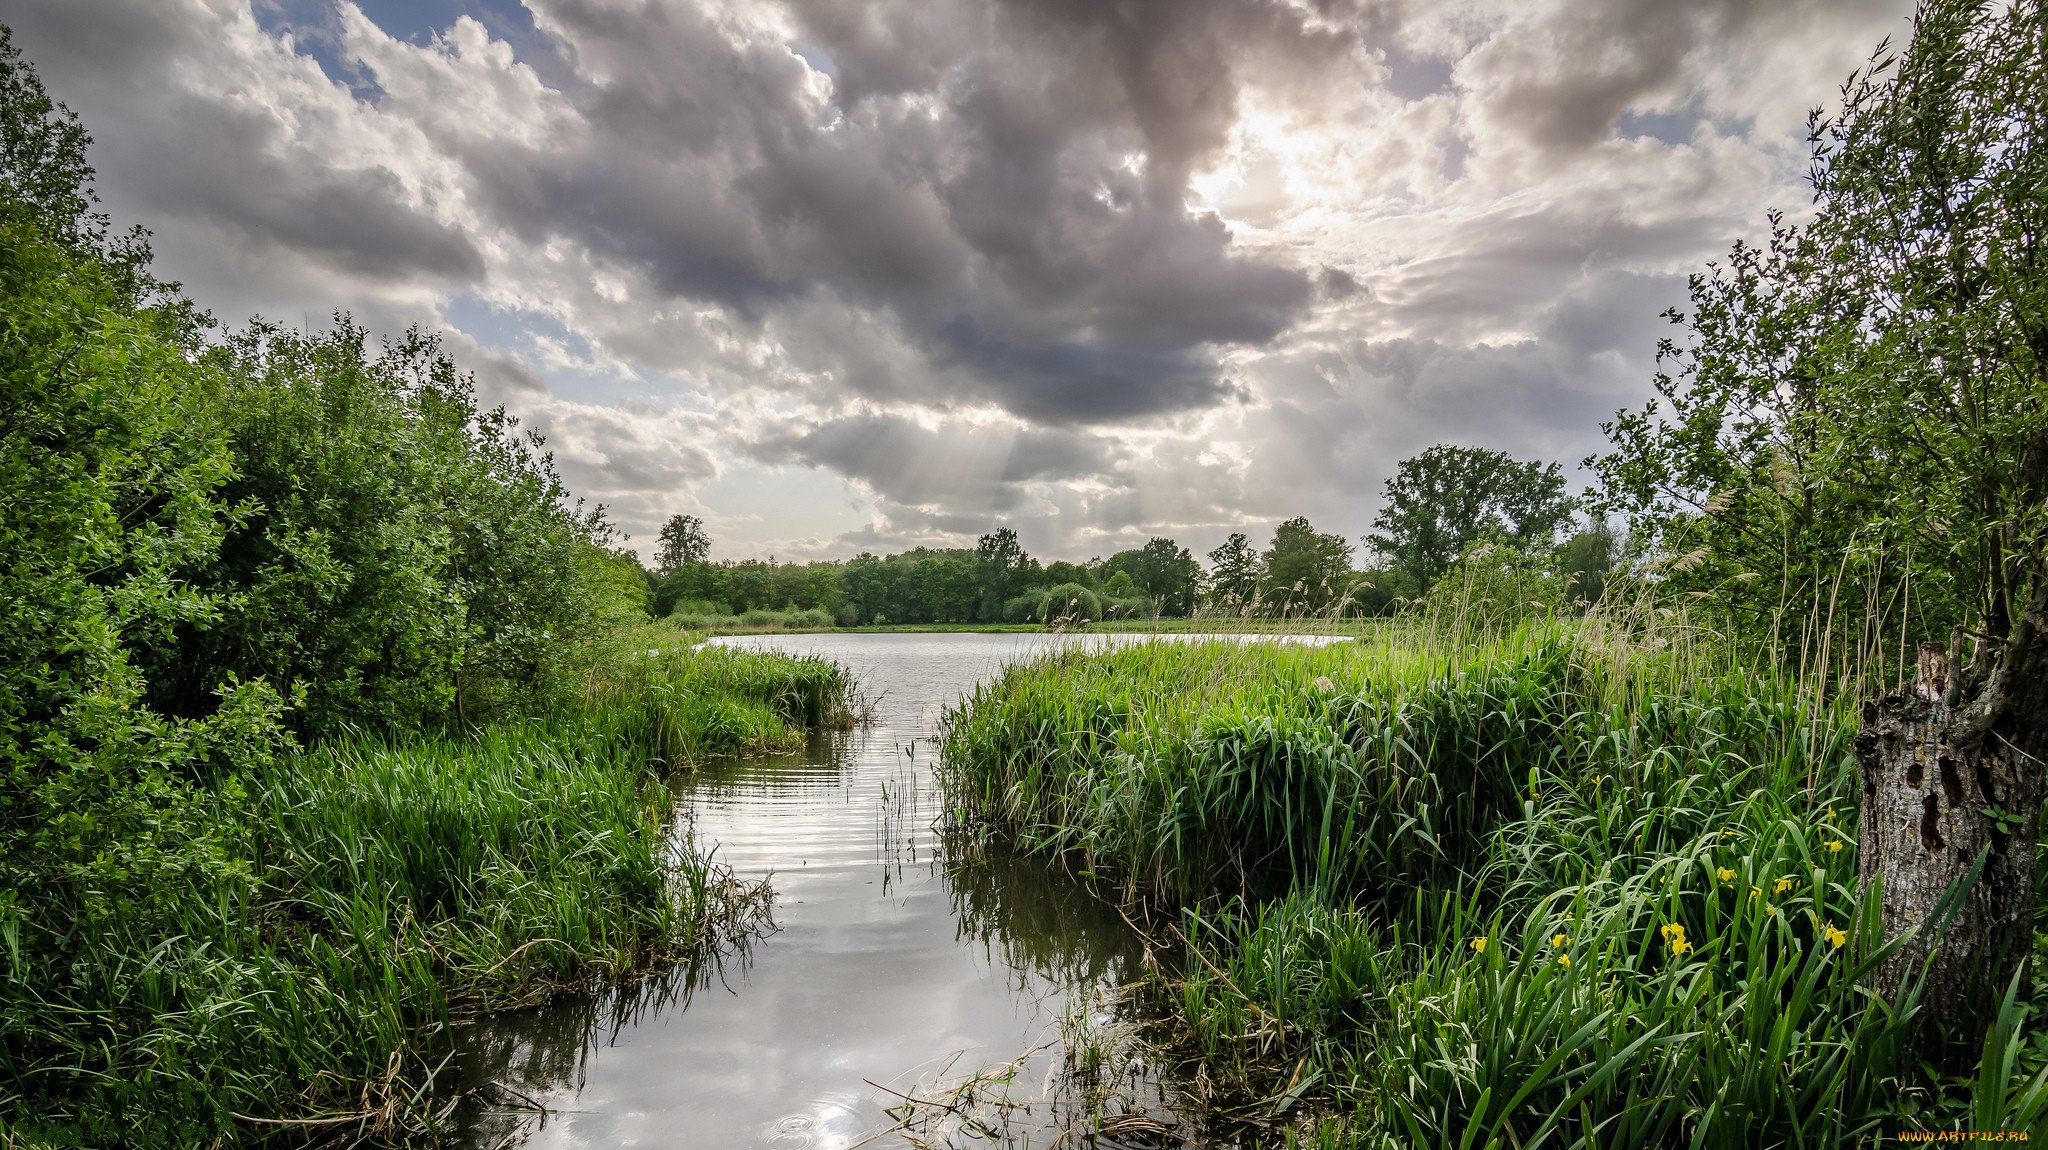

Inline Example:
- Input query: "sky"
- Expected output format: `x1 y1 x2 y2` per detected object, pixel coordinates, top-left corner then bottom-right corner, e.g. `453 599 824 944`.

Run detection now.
4 0 1916 565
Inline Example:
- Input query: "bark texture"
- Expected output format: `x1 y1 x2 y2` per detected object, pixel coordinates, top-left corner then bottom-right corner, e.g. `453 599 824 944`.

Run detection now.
1856 643 2045 1067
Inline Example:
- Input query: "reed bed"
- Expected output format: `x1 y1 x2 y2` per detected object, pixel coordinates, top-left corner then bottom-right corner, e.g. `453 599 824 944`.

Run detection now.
937 620 2048 1144
4 643 849 1148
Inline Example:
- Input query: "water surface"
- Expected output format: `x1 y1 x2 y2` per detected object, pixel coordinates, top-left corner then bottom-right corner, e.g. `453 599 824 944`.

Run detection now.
456 631 1336 1149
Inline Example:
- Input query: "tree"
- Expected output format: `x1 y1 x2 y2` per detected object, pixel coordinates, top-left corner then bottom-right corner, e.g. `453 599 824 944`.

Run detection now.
0 27 161 304
1043 560 1097 590
655 513 710 574
1262 516 1355 614
1100 537 1201 615
974 527 1030 621
1206 532 1264 613
1557 517 1619 607
911 549 979 623
1367 445 1575 595
838 552 891 624
1590 0 2048 1064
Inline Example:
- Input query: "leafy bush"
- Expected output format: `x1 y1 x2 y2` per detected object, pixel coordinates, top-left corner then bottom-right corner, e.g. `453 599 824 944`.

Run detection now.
1101 594 1154 620
1039 582 1101 622
127 320 621 736
939 624 2047 1141
0 41 851 1144
1003 591 1047 623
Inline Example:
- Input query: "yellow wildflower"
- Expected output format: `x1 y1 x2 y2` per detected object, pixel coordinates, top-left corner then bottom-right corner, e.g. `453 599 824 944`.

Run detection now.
1774 877 1794 894
1557 954 1571 968
1551 933 1569 948
1670 936 1693 956
1660 923 1686 942
1748 886 1760 899
1826 840 1844 853
1823 924 1847 949
1716 867 1735 883
1470 936 1487 953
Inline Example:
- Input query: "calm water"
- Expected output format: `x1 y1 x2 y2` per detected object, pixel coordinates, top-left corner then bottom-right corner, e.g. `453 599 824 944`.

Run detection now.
454 632 1336 1149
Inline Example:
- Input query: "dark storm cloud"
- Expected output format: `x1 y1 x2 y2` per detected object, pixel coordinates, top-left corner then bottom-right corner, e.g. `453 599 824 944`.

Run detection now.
4 1 485 287
155 141 485 282
1461 0 1909 155
752 411 1118 511
1 0 1920 557
423 0 1328 421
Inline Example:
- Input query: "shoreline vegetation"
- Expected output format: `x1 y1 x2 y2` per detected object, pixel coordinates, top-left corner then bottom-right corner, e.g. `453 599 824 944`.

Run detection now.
666 614 1391 638
9 633 853 1148
935 608 2048 1143
0 39 857 1145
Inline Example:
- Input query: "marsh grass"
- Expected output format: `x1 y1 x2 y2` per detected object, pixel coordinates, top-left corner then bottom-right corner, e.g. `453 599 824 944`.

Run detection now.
3 642 847 1148
937 609 2048 1144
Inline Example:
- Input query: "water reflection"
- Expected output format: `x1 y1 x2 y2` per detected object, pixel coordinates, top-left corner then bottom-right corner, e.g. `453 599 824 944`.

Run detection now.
451 632 1307 1149
945 840 1139 994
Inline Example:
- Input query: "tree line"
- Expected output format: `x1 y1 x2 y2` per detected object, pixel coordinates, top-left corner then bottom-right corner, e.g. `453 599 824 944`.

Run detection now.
645 444 1614 626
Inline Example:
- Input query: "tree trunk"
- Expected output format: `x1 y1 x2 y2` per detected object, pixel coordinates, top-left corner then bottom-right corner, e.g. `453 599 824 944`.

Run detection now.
1856 643 2046 1070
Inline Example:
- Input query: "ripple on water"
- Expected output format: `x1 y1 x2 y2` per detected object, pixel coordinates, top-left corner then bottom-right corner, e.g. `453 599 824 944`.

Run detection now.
452 633 1327 1147
764 1091 867 1148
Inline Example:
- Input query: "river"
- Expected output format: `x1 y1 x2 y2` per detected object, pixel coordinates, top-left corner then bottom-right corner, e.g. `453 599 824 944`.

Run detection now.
453 631 1337 1149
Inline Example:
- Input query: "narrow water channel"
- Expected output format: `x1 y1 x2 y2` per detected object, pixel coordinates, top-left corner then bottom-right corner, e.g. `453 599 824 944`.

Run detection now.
453 632 1331 1149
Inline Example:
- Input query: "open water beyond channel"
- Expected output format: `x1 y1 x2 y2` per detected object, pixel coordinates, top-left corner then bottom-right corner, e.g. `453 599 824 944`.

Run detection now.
454 632 1338 1150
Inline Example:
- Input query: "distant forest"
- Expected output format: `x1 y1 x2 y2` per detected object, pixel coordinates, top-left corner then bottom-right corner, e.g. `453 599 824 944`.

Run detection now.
645 446 1619 626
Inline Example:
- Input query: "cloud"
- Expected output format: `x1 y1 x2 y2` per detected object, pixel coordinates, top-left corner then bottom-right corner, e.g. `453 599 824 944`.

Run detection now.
751 410 1118 511
4 0 1916 560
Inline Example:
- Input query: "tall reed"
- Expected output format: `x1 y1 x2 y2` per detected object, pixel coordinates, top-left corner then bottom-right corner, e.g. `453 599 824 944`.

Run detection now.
936 614 2048 1143
3 642 848 1148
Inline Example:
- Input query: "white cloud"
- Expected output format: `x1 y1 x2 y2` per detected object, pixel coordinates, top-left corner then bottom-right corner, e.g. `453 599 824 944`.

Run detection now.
6 0 1915 561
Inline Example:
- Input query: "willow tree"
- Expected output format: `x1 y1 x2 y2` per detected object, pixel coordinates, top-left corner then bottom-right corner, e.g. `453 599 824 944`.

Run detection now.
1592 0 2048 1061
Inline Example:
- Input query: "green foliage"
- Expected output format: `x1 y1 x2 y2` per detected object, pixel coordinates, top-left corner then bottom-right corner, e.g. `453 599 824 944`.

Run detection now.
654 512 710 573
1003 592 1048 623
1263 516 1356 615
578 543 655 625
1368 444 1575 597
139 320 619 735
655 556 844 618
1416 539 1569 637
1589 0 2048 680
1040 582 1103 623
976 527 1038 621
939 624 2041 1141
3 642 846 1146
1206 532 1265 613
1558 517 1620 607
0 26 160 302
1100 537 1202 615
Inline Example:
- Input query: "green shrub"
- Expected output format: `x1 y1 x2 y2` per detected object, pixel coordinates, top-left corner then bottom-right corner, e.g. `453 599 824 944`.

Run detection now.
3 641 847 1146
939 624 2043 1142
1039 582 1101 622
1003 591 1046 623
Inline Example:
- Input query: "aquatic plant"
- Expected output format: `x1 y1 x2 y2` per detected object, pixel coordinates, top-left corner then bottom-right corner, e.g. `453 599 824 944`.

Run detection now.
2 643 848 1148
937 618 2048 1142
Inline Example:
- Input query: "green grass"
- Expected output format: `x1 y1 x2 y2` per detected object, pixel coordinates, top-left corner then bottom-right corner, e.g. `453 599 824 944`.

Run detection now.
2 641 849 1148
937 621 2048 1145
649 615 1394 638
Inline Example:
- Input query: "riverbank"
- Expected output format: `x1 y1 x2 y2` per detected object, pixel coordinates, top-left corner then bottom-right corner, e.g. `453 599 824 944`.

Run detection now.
453 630 1176 1149
652 615 1390 640
6 642 852 1149
935 623 2048 1142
